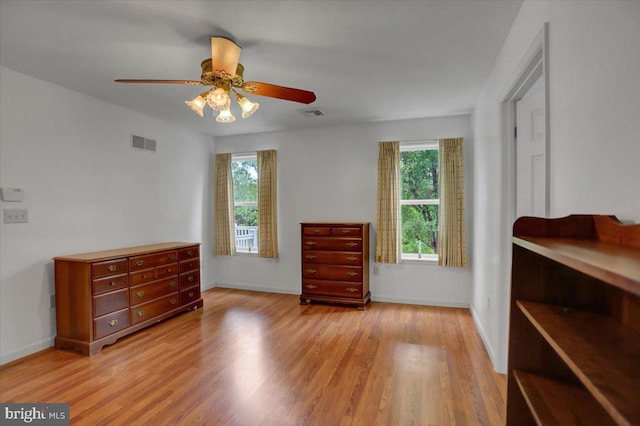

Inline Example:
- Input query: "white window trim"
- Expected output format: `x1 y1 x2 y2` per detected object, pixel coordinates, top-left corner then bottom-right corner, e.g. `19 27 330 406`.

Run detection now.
399 140 439 262
232 153 259 255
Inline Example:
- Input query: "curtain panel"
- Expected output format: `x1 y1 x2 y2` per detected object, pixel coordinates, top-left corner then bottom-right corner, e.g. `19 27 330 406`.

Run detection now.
375 141 400 263
438 138 467 267
257 149 279 258
214 153 236 256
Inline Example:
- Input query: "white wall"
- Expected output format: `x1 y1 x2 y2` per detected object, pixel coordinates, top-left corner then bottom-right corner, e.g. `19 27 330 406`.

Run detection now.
472 0 640 372
0 67 215 364
211 115 473 308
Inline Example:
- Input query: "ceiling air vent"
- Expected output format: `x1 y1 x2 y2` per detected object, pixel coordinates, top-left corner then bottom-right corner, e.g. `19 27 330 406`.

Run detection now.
298 108 325 118
131 135 157 152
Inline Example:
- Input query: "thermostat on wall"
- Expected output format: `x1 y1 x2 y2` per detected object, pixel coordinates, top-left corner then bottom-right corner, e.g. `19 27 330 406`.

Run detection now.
0 188 24 202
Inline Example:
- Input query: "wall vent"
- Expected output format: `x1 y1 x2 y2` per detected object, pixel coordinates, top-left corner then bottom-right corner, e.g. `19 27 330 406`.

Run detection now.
131 135 157 152
298 108 325 118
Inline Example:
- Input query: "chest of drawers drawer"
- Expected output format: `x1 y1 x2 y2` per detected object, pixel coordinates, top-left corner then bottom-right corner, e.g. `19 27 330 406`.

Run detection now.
94 288 129 317
94 308 130 339
179 246 199 260
180 270 200 289
302 265 362 282
302 237 363 252
92 273 128 295
302 280 363 298
303 251 362 265
129 250 178 271
130 293 180 325
179 259 199 274
130 277 179 305
92 259 128 278
180 287 201 305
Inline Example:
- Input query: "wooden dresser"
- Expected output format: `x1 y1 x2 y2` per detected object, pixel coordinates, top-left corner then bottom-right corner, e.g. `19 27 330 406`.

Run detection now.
54 242 203 355
507 215 640 425
300 222 370 309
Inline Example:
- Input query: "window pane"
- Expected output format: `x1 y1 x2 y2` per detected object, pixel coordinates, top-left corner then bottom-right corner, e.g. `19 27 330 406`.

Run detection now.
401 204 439 254
234 206 258 252
400 150 439 200
232 160 258 202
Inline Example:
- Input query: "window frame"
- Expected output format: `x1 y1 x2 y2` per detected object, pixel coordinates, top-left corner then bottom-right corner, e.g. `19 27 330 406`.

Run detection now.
399 141 440 262
231 153 259 254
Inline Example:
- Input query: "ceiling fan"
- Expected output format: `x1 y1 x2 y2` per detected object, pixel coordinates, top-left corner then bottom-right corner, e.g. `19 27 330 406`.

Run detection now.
115 37 316 123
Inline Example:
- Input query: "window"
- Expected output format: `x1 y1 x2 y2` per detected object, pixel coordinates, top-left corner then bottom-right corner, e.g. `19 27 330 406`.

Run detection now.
232 154 258 253
400 142 439 260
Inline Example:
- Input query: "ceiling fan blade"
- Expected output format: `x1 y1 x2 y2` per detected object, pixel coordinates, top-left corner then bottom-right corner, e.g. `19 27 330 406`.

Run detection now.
242 81 316 104
211 37 241 78
114 79 204 85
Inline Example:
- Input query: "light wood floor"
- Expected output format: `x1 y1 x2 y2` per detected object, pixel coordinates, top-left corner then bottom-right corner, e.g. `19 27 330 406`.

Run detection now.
1 288 506 425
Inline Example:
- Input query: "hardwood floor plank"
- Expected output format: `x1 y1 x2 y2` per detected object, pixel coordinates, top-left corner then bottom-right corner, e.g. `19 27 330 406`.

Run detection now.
0 288 505 425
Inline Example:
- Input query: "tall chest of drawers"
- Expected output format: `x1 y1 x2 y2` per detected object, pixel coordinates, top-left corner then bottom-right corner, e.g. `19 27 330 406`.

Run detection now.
300 223 370 309
54 242 203 355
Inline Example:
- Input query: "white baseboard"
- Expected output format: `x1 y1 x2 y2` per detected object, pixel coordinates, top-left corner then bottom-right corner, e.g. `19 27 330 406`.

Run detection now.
213 282 299 295
372 295 469 308
470 306 505 374
1 336 54 366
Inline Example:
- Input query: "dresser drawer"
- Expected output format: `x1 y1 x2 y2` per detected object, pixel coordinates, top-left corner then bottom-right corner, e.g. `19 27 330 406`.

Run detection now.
302 280 363 298
94 288 129 317
179 259 199 274
130 277 179 305
180 287 201 305
179 246 199 260
130 268 157 286
302 265 362 282
331 227 362 237
157 263 178 279
303 226 331 236
94 308 130 339
129 250 178 271
179 270 200 289
130 293 179 325
92 259 128 278
303 251 362 265
92 273 128 295
302 237 363 252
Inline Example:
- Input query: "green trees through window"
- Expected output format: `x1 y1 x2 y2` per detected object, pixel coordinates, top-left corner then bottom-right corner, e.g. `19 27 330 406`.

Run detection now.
400 148 439 257
232 159 258 227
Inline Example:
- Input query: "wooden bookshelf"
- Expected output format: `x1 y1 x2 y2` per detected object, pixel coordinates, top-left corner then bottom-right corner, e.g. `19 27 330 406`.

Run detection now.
506 215 640 425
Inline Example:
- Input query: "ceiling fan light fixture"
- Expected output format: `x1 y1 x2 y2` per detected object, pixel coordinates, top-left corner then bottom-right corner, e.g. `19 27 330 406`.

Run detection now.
185 93 207 117
216 107 236 123
234 91 259 119
206 87 231 112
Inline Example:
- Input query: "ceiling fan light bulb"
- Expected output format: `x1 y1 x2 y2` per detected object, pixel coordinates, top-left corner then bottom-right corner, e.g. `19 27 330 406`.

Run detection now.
216 108 236 123
185 95 206 117
207 87 231 112
235 93 260 118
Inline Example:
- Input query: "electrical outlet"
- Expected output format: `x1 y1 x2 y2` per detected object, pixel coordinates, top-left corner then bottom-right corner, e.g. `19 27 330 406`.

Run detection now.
50 294 56 309
3 209 28 224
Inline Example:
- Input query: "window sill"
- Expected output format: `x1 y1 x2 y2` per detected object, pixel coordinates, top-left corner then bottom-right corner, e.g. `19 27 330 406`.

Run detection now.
235 250 258 256
400 254 438 265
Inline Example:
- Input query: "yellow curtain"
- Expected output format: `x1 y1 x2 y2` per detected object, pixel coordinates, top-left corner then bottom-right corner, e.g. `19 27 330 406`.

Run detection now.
214 153 236 256
438 138 467 267
257 150 278 258
375 141 400 263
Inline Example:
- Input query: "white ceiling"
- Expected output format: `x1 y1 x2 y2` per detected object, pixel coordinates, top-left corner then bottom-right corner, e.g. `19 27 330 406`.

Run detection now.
0 0 522 137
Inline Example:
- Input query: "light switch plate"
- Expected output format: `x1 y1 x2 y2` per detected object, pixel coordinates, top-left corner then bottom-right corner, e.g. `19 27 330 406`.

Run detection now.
0 188 24 202
3 209 28 223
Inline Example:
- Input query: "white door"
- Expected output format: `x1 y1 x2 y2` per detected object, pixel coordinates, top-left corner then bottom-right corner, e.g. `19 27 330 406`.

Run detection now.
515 81 546 218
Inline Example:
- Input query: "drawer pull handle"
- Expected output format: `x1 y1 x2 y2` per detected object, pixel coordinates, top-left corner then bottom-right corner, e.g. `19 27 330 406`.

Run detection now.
170 299 177 305
109 281 116 287
188 276 194 282
187 250 193 256
169 281 176 288
346 256 358 261
305 241 317 246
108 320 118 327
136 291 144 298
188 292 194 297
135 260 144 267
305 269 317 274
167 268 172 273
137 310 144 317
341 230 352 234
346 242 358 248
168 254 175 260
107 265 117 272
305 255 317 260
313 229 321 233
346 271 358 277
141 274 146 279
305 284 317 289
346 287 358 293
